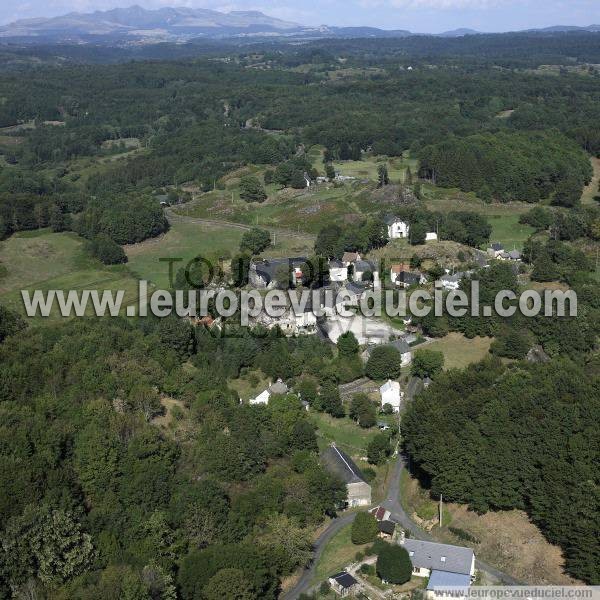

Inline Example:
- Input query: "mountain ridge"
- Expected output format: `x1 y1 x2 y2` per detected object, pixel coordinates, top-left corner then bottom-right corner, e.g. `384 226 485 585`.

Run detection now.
1 5 600 42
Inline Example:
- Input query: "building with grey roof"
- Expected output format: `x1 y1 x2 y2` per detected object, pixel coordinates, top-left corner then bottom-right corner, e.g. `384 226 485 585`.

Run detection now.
321 444 371 507
402 538 475 579
329 571 359 596
248 257 307 289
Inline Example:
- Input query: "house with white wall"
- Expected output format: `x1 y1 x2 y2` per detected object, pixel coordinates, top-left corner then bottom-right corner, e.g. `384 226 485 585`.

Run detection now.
380 380 403 412
385 216 410 240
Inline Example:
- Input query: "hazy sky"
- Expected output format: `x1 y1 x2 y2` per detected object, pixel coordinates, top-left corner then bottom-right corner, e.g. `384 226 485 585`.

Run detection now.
2 0 600 33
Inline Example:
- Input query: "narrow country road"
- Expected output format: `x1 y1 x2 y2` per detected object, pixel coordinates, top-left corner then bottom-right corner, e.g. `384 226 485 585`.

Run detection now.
282 512 358 600
382 454 522 586
283 453 521 600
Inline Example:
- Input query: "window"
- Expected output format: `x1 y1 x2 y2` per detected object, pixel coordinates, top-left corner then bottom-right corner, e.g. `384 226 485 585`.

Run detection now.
409 551 414 557
441 556 446 563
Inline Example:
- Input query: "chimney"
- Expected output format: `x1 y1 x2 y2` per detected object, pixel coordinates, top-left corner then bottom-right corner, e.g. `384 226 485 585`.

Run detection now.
398 529 406 545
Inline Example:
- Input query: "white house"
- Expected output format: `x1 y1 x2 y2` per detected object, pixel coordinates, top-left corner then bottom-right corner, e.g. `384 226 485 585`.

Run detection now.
249 379 289 405
385 216 410 240
438 270 472 292
329 259 348 282
391 338 413 367
249 389 270 405
380 380 403 412
425 232 438 242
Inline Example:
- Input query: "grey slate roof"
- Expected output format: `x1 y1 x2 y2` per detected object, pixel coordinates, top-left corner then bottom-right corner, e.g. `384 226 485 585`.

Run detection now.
354 260 376 272
491 243 504 252
329 259 344 268
346 282 368 297
330 572 358 589
384 214 403 225
269 379 288 395
398 271 421 286
379 520 396 535
390 338 411 354
252 257 307 285
403 539 474 575
427 570 471 590
508 249 522 260
321 444 367 485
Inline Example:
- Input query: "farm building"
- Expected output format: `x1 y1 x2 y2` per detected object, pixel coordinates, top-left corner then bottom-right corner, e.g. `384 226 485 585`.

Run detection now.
321 444 371 508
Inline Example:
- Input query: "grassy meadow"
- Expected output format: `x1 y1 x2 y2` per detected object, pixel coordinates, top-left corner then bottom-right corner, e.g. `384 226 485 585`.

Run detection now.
0 229 139 323
422 333 493 370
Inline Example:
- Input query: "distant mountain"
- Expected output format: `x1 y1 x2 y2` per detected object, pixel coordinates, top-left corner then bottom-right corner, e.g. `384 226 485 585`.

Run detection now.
438 28 480 37
0 5 306 41
1 6 600 43
528 24 600 33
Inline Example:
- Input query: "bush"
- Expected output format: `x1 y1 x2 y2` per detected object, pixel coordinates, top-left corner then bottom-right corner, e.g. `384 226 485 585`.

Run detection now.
86 234 127 265
240 175 267 203
376 544 412 584
240 227 271 255
367 433 391 465
360 563 375 576
449 526 480 544
411 349 444 379
351 512 379 545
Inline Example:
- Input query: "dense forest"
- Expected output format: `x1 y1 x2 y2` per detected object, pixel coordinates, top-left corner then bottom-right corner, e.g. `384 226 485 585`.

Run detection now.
419 131 592 204
0 317 353 599
403 358 600 584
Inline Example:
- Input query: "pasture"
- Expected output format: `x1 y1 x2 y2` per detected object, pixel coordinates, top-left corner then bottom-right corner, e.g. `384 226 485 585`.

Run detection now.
0 230 139 323
421 333 493 370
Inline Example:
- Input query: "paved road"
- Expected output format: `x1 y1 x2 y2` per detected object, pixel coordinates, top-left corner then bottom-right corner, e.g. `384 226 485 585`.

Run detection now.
282 512 358 600
381 454 522 586
283 453 521 599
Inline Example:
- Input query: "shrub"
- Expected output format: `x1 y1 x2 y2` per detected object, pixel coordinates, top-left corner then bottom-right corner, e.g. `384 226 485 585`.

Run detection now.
86 234 127 265
351 512 379 545
376 544 412 585
449 526 480 544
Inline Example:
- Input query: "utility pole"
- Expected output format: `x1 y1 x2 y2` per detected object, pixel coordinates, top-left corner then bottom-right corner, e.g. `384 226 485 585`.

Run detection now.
439 494 443 528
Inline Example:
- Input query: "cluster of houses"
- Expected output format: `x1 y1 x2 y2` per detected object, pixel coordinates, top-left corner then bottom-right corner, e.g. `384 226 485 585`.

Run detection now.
488 242 522 262
327 498 476 599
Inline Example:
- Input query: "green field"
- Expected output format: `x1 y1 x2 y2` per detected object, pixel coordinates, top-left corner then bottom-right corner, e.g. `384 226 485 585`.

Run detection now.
311 411 382 455
422 333 493 370
0 229 139 323
308 145 418 183
422 183 535 249
126 219 313 289
175 184 368 234
487 214 535 250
